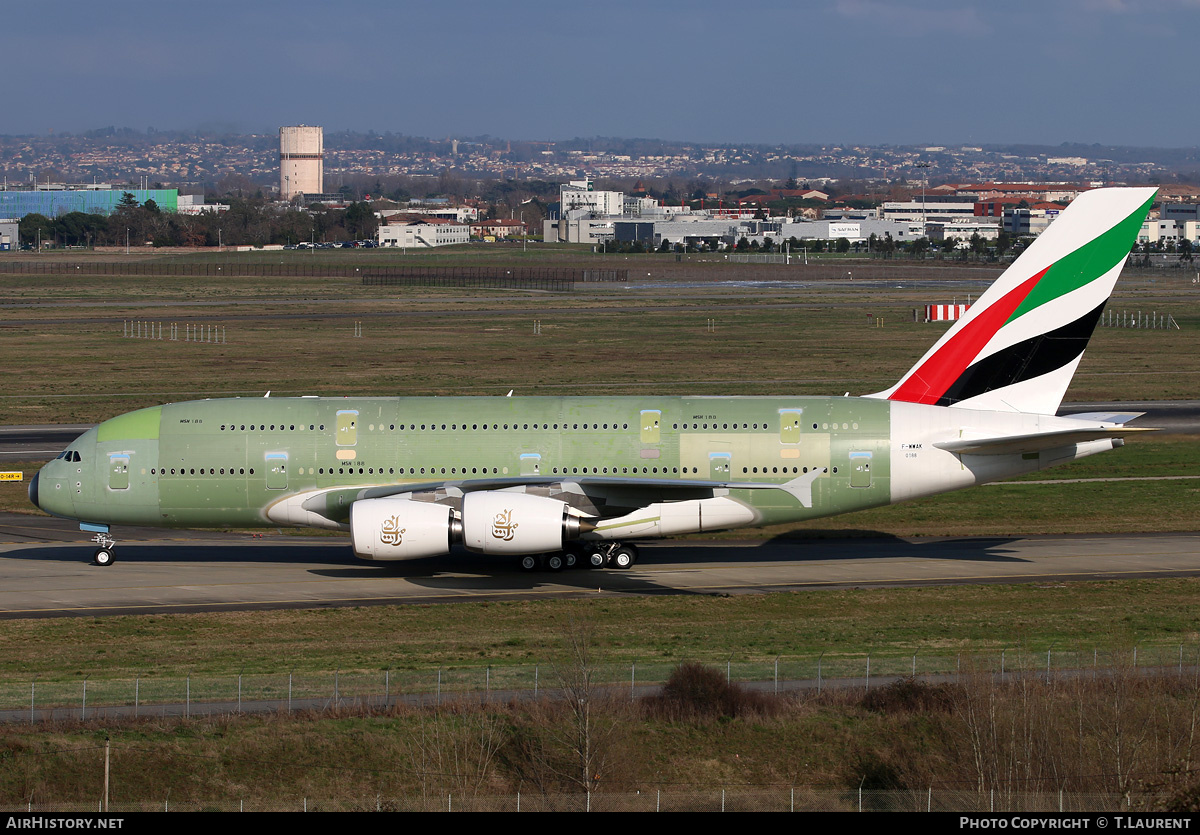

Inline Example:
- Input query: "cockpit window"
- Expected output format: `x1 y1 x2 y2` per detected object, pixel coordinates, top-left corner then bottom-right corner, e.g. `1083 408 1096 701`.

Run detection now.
56 451 81 461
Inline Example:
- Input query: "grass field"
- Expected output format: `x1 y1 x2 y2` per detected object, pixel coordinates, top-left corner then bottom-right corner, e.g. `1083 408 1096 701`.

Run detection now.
0 254 1196 425
0 578 1196 680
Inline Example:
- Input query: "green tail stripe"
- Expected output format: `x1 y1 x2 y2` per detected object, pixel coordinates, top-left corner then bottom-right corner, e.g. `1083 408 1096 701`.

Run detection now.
1006 193 1153 325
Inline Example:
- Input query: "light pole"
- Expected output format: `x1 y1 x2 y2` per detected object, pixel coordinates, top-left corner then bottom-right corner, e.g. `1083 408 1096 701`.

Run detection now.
915 162 931 230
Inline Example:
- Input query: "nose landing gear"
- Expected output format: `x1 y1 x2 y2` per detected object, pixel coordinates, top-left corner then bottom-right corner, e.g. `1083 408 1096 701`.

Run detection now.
90 532 116 567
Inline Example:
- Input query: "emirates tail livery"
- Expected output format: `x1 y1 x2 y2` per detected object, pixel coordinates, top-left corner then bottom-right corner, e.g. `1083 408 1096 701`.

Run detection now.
31 187 1157 570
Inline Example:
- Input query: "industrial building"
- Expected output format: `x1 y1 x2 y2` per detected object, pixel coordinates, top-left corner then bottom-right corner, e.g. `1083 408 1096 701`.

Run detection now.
615 216 924 250
279 125 324 201
0 185 178 217
881 200 979 223
1004 206 1062 237
559 179 623 216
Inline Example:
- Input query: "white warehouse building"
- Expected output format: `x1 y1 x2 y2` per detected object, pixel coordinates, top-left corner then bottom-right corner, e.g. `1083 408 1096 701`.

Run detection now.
378 219 470 248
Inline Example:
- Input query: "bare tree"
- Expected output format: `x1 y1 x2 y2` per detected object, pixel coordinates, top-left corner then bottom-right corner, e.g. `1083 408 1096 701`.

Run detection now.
547 617 627 809
399 704 509 806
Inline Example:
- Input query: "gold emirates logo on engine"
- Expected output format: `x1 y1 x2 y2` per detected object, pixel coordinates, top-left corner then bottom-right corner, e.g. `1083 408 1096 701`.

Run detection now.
491 509 518 541
380 515 406 546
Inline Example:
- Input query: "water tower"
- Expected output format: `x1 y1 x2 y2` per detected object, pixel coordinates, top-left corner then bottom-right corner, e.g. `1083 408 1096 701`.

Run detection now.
279 125 323 200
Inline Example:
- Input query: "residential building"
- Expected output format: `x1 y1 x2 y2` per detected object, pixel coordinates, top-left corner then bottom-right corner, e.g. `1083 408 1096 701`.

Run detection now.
471 219 527 239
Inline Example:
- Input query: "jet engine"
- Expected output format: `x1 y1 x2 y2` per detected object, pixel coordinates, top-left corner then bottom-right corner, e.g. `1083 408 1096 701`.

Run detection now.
350 498 460 560
462 491 583 555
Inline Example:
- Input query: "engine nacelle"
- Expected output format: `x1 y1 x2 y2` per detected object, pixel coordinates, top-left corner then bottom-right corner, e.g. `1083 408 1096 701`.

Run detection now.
462 491 581 555
350 498 459 561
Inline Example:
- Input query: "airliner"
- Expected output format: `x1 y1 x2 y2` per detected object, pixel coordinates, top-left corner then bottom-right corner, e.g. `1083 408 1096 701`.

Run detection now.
30 187 1156 571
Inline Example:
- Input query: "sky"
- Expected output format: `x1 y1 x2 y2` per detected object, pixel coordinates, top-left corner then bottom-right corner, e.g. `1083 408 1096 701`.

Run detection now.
12 0 1199 148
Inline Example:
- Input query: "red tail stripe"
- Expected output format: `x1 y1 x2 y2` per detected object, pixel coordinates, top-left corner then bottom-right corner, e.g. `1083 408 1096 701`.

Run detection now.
889 267 1048 404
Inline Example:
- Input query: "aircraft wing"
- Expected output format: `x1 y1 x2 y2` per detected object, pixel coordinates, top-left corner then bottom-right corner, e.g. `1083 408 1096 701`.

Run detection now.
287 471 828 527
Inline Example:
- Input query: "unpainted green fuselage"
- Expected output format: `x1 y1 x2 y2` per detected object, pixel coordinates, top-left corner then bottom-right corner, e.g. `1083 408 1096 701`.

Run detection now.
36 395 894 530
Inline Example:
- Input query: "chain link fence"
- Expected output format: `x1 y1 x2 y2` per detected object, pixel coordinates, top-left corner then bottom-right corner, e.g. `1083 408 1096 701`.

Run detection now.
0 260 628 290
2 644 1196 723
0 789 1169 813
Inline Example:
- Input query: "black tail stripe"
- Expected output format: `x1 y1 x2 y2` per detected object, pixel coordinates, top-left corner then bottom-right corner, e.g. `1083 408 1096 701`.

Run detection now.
935 302 1107 407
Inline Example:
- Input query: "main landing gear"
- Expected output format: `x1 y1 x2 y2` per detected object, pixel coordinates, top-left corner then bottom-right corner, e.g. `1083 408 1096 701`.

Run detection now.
517 542 639 573
90 532 117 567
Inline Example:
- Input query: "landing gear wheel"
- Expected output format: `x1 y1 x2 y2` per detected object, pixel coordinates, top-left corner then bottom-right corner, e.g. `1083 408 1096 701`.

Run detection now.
562 550 578 569
545 553 565 572
612 546 637 570
586 549 607 569
519 554 539 572
89 532 116 567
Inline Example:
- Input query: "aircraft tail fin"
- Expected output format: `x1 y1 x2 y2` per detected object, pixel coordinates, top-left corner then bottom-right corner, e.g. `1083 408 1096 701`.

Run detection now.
867 187 1156 415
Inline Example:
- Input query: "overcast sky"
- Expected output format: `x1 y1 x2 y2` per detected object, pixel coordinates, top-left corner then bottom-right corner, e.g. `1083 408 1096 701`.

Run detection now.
13 0 1198 147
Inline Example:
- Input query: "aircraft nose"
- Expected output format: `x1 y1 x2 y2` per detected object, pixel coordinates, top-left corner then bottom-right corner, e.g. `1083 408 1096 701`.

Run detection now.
28 471 40 510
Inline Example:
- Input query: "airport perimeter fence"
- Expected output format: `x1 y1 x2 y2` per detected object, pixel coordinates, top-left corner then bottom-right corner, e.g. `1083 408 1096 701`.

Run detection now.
0 789 1176 812
0 260 628 290
690 258 1006 283
361 266 627 290
2 643 1197 725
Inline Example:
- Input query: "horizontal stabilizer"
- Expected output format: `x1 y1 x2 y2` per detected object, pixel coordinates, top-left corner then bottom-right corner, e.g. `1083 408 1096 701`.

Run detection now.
1061 411 1145 425
934 426 1154 456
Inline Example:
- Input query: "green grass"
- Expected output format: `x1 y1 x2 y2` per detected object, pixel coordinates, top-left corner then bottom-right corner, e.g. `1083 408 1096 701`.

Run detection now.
0 579 1196 683
1 272 1197 424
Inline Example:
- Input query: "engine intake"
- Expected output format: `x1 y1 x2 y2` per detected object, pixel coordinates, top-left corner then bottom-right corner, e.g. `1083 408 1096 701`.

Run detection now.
350 498 460 560
462 491 581 555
